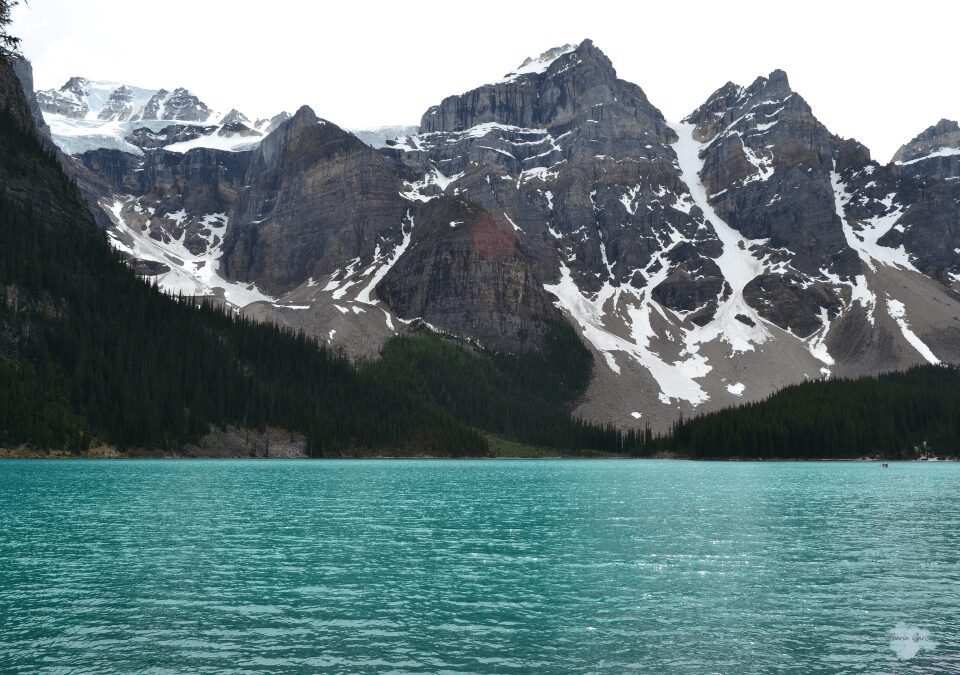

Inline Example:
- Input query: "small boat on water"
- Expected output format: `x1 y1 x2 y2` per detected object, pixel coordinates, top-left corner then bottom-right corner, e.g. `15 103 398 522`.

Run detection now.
881 463 889 468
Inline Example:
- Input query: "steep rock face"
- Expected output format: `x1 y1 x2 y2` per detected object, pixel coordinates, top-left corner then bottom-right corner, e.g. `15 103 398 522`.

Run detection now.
218 104 564 352
687 71 860 274
0 58 46 148
385 38 746 394
884 178 960 284
394 38 717 305
11 58 50 136
222 107 408 295
378 198 561 351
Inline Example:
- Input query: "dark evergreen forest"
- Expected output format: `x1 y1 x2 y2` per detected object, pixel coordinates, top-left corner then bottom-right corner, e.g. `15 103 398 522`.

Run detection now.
647 366 960 459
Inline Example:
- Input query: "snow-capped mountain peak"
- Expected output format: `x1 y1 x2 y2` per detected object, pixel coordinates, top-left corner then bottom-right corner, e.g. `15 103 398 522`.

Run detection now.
36 77 156 122
220 108 251 126
33 76 262 156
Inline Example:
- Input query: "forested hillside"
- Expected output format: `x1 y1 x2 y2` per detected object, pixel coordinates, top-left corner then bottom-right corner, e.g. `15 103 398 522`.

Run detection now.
651 366 960 459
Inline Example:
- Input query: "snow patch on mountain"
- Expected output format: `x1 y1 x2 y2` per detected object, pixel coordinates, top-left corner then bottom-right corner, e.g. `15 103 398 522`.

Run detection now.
895 146 960 166
44 113 152 155
671 122 772 353
544 262 712 406
356 212 415 305
351 125 419 149
164 131 261 154
104 197 274 308
497 44 577 84
831 170 916 273
886 299 940 364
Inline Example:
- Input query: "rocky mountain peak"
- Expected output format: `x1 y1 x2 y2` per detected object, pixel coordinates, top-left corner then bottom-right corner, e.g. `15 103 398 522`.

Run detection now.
497 39 612 86
252 105 324 172
62 76 89 98
419 38 656 135
686 67 816 148
505 43 578 81
134 89 166 121
929 118 959 136
36 77 90 118
289 104 320 128
569 38 613 70
154 87 212 122
756 68 791 95
221 108 250 126
893 118 960 164
97 85 135 121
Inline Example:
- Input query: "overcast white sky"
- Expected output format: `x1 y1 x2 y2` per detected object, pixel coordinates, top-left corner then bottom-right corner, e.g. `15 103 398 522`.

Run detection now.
11 0 957 162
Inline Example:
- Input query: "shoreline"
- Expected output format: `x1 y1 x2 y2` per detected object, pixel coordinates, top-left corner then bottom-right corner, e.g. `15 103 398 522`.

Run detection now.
1 447 956 462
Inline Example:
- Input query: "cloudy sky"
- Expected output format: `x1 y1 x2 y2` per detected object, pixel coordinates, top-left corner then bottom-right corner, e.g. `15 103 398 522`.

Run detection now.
11 0 957 162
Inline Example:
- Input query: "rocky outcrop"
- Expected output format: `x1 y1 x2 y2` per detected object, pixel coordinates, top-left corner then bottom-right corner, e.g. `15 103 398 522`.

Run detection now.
218 121 260 138
74 141 251 269
687 70 861 277
124 124 217 150
379 198 561 351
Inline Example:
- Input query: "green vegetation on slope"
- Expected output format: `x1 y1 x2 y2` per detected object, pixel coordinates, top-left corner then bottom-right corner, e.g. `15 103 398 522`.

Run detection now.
369 325 629 454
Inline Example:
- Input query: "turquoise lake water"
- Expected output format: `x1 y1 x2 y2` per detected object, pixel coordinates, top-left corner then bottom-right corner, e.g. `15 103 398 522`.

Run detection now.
0 459 957 673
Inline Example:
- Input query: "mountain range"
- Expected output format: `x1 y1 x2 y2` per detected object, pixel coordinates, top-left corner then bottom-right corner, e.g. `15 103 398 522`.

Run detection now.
25 39 960 432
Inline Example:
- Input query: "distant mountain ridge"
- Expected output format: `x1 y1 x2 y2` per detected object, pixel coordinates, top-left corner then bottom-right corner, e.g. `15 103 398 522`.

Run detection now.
34 76 418 157
27 40 960 432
